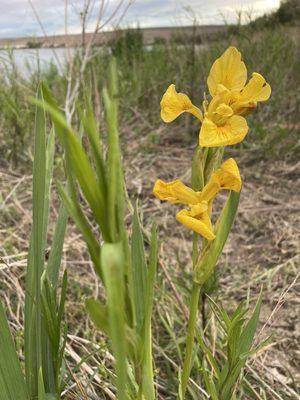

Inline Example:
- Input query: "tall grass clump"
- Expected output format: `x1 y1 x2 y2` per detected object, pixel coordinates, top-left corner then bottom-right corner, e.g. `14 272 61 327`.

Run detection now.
0 85 68 399
0 51 65 165
33 59 159 399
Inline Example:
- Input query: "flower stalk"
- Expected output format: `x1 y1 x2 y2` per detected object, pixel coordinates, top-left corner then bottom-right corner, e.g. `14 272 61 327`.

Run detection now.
180 281 201 398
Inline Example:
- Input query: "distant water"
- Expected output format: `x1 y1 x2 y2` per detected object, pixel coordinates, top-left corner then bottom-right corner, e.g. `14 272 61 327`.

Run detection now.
0 48 73 78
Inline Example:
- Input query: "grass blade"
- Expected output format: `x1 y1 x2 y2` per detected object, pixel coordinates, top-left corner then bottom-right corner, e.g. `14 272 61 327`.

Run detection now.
102 242 128 400
102 58 121 242
81 98 107 200
57 182 102 278
0 301 28 400
46 204 68 288
38 368 46 400
131 206 147 333
33 96 110 242
239 290 263 355
140 224 158 400
85 299 110 336
25 85 47 397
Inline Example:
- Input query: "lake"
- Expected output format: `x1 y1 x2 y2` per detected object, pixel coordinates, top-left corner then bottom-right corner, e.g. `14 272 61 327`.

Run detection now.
0 48 73 78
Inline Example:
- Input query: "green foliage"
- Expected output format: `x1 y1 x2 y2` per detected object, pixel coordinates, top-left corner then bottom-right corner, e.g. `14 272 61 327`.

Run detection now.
277 0 300 24
131 206 148 333
24 86 68 398
0 302 28 400
0 52 33 164
0 86 68 400
198 293 269 400
109 28 144 61
35 59 158 399
27 40 42 49
41 271 68 394
101 242 128 400
250 0 300 28
24 85 48 397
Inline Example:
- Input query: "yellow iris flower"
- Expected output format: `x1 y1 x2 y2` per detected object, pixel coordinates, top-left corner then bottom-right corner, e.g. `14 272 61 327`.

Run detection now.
160 46 271 148
153 158 241 240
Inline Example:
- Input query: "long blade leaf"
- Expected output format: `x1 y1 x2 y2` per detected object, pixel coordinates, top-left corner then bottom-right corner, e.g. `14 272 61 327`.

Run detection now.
102 242 128 400
25 85 47 397
0 301 28 400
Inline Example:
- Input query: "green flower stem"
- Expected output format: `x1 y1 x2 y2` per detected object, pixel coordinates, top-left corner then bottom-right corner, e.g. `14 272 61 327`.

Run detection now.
180 146 205 398
180 280 201 398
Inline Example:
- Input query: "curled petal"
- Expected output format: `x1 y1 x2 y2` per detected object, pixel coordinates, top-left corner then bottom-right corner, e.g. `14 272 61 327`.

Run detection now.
232 72 271 115
214 158 242 192
160 84 203 123
207 47 247 97
176 209 216 240
240 72 271 102
153 179 200 205
199 115 248 147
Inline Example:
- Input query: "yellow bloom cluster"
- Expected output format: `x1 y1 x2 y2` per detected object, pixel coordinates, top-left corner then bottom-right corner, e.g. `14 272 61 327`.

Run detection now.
154 47 271 239
160 46 271 147
153 158 241 240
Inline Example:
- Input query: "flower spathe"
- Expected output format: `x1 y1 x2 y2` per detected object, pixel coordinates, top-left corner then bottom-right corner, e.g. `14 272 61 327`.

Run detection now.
160 46 271 148
153 158 242 240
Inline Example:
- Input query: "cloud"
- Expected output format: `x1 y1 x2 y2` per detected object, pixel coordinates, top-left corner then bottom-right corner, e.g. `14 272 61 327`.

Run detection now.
0 0 280 38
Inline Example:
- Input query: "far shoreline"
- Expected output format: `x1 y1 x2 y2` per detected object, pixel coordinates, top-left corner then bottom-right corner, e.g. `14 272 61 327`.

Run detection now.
0 25 227 50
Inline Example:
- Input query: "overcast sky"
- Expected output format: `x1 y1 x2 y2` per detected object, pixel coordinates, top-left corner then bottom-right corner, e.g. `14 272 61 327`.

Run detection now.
0 0 280 38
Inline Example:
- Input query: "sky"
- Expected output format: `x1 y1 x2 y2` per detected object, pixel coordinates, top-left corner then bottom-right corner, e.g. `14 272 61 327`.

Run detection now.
0 0 280 38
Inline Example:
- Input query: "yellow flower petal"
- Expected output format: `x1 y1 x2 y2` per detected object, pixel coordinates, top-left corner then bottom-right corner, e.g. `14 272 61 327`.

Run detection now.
214 104 234 118
198 177 220 203
189 201 208 217
232 72 271 115
206 87 233 124
160 84 203 123
153 179 200 205
199 115 248 147
241 72 271 102
214 158 242 192
176 209 216 240
207 47 247 97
